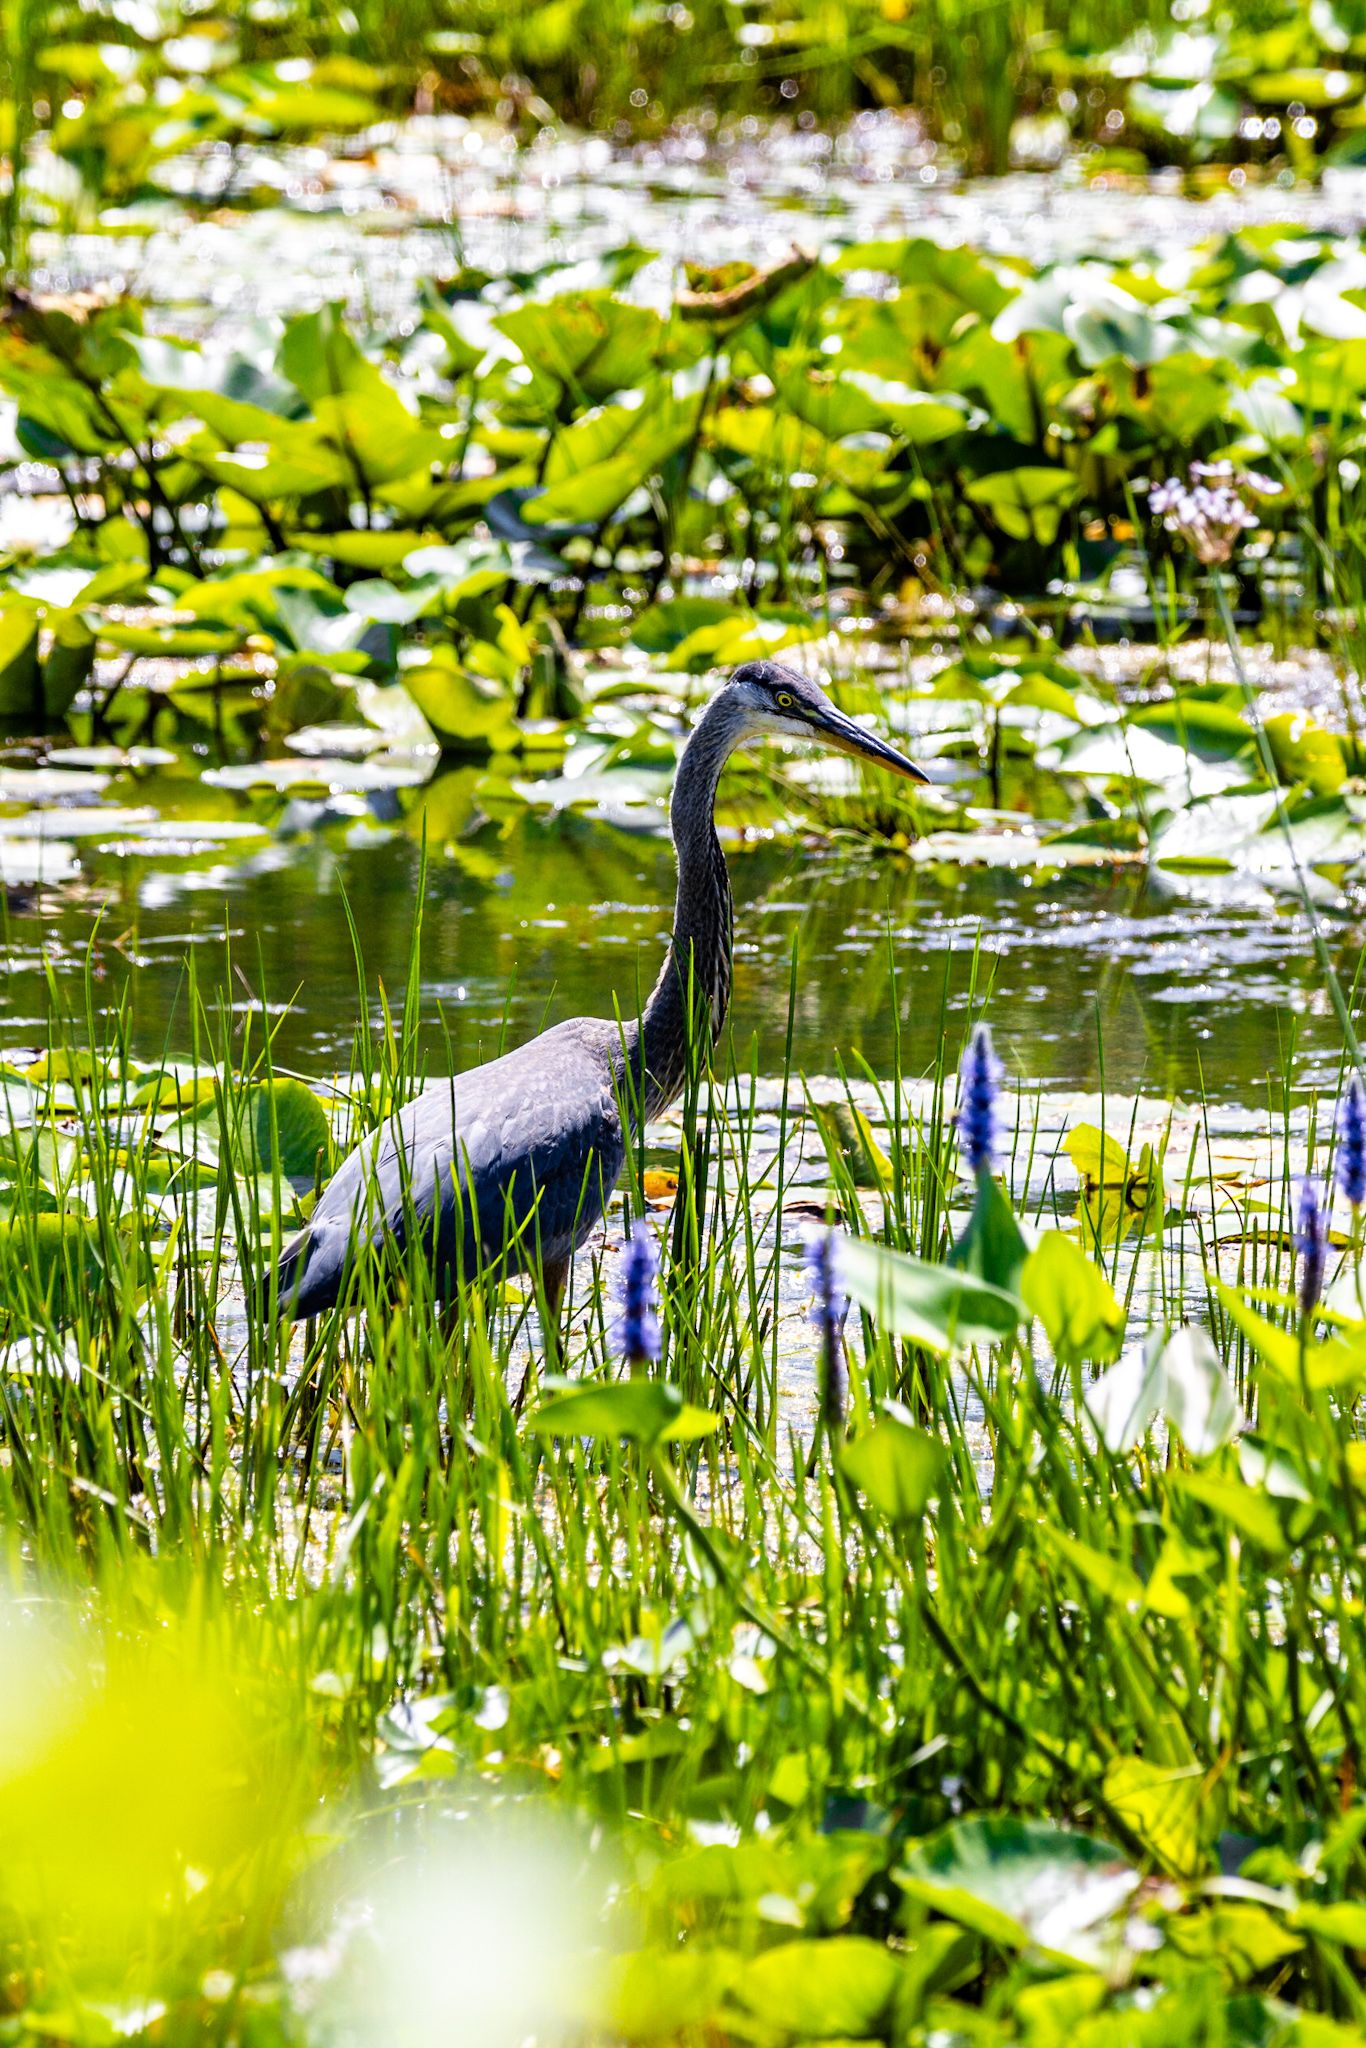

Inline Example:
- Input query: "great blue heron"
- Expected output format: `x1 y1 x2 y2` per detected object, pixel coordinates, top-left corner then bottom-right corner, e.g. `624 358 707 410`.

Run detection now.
271 660 926 1328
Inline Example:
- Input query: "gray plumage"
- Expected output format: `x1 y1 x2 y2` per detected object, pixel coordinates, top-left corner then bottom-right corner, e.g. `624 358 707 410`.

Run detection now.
271 659 925 1325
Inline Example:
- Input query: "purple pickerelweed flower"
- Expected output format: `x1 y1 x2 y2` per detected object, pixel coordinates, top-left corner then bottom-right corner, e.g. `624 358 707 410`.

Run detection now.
805 1228 849 1433
615 1218 662 1366
957 1022 1004 1178
1337 1073 1366 1209
1147 460 1277 568
1295 1174 1329 1318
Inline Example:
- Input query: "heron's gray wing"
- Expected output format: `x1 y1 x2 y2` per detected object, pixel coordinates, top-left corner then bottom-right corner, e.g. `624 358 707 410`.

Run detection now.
275 1021 625 1318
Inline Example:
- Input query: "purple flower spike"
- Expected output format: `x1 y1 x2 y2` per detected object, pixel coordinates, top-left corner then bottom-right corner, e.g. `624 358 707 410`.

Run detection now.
805 1228 849 1432
1295 1175 1329 1319
957 1022 1004 1178
1337 1073 1366 1210
615 1218 662 1366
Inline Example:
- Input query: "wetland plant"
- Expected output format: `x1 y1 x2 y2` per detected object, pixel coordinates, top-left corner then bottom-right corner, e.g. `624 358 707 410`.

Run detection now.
614 1216 662 1367
804 1226 848 1435
3 959 1366 2033
1148 460 1271 568
1295 1171 1329 1317
955 1020 1003 1179
1337 1072 1366 1210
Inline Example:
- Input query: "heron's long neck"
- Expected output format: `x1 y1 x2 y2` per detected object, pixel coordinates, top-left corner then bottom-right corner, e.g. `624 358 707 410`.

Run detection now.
633 701 737 1122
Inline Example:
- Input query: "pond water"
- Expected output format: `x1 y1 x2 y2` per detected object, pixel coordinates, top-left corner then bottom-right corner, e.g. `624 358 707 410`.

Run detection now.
2 735 1348 1108
31 116 1366 335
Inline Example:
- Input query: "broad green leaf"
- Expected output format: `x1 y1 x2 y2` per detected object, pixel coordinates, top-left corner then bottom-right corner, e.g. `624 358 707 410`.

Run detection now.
840 373 974 444
0 1212 107 1317
248 1079 334 1181
948 1172 1029 1295
400 649 518 754
1022 1233 1124 1368
1167 1901 1301 1978
605 1948 734 2039
1128 79 1241 145
1213 1283 1307 1384
405 537 561 590
1066 1123 1163 1252
838 1234 1024 1354
630 597 735 653
841 1403 941 1521
42 610 95 719
1142 1531 1217 1621
963 466 1080 545
0 605 40 720
1159 1325 1240 1454
809 1098 893 1191
734 1938 903 2037
1086 1325 1237 1456
1103 1757 1204 1877
712 407 890 493
529 1377 718 1445
1266 711 1348 795
1169 1467 1289 1552
527 393 698 524
1294 1901 1366 1947
1048 1529 1145 1607
896 1818 1139 1967
493 293 670 405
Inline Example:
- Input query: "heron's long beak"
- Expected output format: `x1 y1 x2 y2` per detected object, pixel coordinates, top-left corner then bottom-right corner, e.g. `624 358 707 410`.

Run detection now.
807 703 930 783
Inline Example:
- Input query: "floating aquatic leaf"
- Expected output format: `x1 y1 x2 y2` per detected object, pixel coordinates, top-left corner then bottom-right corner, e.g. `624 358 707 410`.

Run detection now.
0 840 79 885
0 806 157 842
1066 1123 1164 1251
0 765 109 800
203 758 429 795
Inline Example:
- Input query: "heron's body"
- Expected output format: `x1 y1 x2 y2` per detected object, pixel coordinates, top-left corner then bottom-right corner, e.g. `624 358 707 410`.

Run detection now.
275 1020 630 1318
272 661 923 1324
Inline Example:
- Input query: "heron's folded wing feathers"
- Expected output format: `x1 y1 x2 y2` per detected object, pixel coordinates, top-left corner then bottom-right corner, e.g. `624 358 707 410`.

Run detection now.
275 1022 625 1316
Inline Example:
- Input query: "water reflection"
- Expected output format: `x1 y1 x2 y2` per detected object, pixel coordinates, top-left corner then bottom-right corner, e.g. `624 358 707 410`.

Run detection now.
3 759 1351 1102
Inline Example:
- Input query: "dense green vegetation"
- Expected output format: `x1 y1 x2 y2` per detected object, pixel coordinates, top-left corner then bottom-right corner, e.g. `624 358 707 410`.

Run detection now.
6 232 1366 878
6 956 1366 2045
7 0 1366 2041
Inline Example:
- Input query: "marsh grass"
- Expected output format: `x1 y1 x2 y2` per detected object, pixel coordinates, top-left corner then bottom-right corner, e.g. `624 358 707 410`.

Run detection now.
2 887 1366 2035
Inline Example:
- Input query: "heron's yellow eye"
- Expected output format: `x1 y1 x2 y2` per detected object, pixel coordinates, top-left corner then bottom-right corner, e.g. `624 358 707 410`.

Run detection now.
774 691 794 710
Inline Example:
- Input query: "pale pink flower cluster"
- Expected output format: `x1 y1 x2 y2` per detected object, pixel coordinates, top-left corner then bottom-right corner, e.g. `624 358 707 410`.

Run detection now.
1147 460 1278 567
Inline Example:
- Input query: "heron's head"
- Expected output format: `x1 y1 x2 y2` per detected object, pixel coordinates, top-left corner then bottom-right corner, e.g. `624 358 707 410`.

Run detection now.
723 660 929 782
